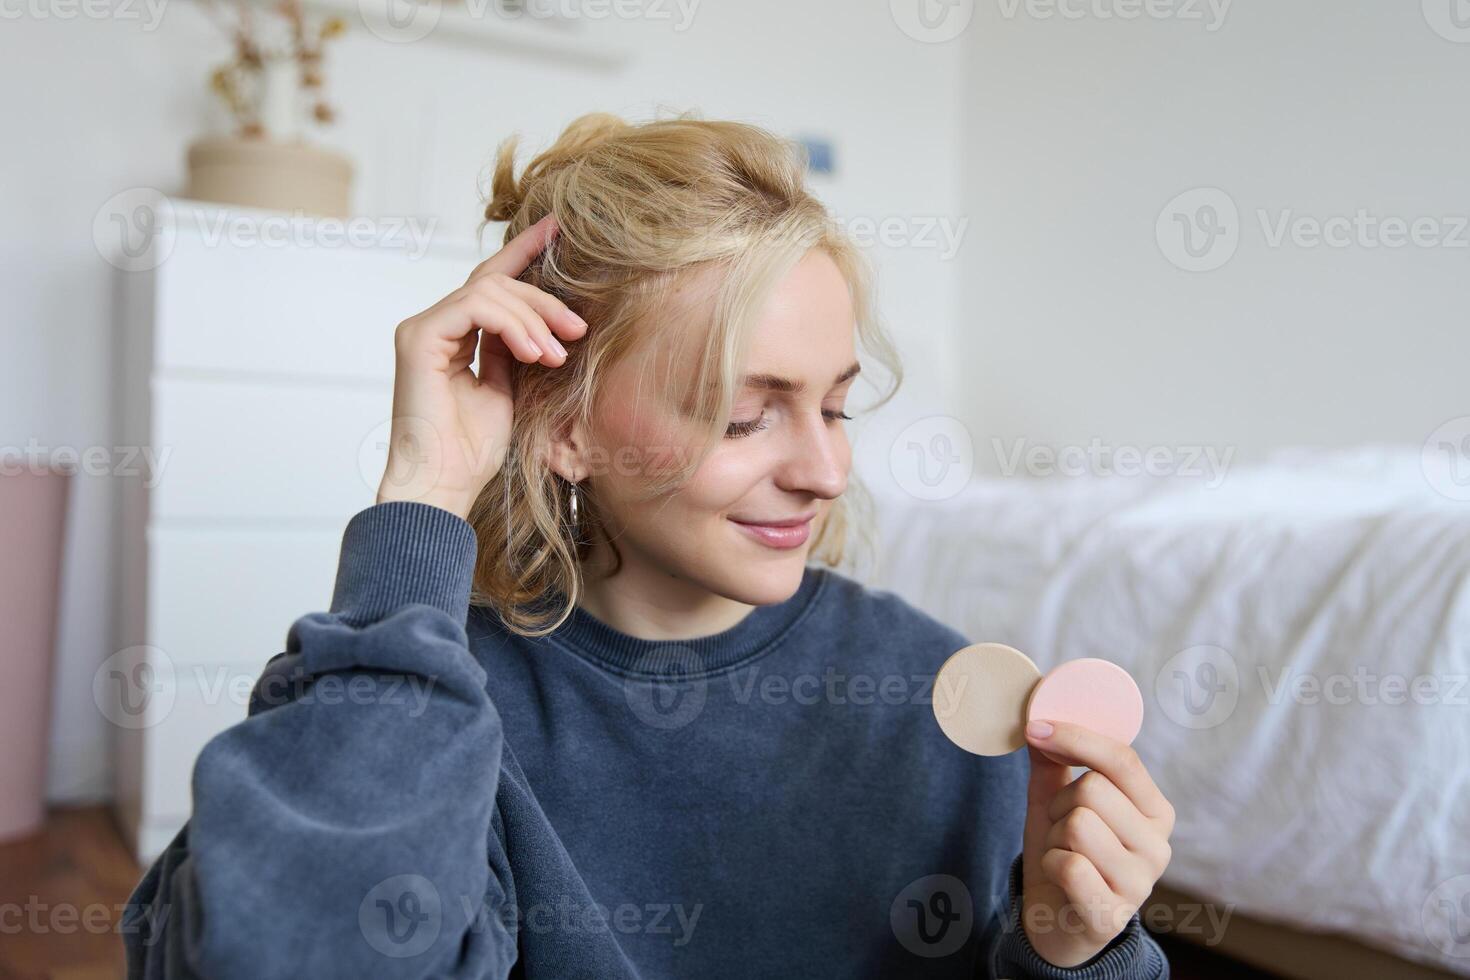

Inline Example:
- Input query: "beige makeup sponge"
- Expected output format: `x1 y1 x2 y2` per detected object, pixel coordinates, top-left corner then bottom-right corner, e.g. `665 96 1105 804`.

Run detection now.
931 643 1043 756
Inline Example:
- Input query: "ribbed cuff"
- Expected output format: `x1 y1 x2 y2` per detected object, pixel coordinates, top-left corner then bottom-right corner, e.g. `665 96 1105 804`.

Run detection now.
329 501 478 627
991 854 1163 980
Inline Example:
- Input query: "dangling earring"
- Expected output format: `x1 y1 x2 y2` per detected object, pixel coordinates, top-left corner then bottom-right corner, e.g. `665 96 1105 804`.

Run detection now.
568 481 581 529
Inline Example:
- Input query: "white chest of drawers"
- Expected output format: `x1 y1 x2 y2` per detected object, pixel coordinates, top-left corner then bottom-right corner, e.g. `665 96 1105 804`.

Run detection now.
112 202 478 861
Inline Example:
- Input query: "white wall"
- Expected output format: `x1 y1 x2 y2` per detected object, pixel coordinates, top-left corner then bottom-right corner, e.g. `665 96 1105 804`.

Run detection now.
959 0 1470 475
0 2 965 801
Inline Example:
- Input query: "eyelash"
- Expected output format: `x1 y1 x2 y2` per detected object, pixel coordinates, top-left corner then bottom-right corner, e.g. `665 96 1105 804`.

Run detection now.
724 409 853 439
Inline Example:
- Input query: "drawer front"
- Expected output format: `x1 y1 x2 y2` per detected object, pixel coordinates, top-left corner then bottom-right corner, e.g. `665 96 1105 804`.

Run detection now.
155 222 475 381
150 376 393 521
149 526 346 668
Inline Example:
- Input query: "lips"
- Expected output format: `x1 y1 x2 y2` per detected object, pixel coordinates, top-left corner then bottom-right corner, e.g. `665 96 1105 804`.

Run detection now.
729 513 816 550
731 512 818 528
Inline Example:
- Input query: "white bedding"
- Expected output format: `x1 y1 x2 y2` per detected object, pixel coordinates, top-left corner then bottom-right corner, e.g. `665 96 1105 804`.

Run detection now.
867 446 1470 975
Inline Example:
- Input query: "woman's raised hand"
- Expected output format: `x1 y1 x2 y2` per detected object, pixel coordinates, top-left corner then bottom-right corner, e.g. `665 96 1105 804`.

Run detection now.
375 214 587 520
1019 720 1175 968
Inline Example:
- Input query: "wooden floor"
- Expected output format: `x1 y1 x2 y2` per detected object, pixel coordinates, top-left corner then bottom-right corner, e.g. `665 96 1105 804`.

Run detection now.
0 808 139 980
1 806 1281 980
1154 932 1281 979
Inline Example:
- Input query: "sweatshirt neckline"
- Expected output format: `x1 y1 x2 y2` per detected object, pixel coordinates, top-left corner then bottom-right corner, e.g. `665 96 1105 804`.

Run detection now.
548 565 829 677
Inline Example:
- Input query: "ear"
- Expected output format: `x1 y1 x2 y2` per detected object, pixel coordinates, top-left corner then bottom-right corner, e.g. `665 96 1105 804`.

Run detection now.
545 415 593 485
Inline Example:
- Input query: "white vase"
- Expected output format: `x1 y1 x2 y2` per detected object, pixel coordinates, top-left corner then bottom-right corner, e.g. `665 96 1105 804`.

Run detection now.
259 56 301 141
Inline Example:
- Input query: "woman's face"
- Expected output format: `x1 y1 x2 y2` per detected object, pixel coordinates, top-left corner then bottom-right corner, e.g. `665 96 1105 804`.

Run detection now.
581 248 858 607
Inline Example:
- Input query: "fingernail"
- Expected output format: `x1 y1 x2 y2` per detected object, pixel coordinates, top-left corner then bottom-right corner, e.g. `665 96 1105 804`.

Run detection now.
1026 720 1054 739
527 341 542 356
547 337 566 357
570 312 588 328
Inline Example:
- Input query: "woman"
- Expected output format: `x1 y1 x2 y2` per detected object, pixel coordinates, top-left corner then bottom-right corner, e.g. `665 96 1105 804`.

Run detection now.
123 112 1173 979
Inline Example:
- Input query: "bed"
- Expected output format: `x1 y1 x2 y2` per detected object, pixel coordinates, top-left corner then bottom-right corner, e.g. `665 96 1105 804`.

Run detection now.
866 446 1470 976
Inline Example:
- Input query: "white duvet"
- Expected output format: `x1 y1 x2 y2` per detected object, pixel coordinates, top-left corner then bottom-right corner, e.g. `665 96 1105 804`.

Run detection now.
866 446 1470 975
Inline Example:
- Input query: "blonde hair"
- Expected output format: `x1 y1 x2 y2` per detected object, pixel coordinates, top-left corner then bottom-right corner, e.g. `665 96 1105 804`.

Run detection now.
471 109 903 636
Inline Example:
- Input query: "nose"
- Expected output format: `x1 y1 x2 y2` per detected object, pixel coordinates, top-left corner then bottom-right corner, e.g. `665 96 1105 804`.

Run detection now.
773 410 848 500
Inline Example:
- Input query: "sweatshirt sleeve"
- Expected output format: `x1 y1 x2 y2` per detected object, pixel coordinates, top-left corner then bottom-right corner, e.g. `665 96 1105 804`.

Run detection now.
988 853 1169 979
121 501 518 980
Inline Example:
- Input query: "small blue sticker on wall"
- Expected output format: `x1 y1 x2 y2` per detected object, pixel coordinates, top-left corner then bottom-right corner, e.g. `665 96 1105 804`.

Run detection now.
796 136 836 175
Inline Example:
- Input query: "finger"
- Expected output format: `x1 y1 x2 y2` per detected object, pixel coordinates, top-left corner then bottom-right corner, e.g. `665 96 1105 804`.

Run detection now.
1022 744 1070 897
1039 848 1118 934
448 329 478 371
1044 806 1139 896
1026 742 1072 812
468 213 559 283
476 325 512 396
1047 770 1165 857
456 295 544 363
1024 745 1070 855
469 288 564 366
494 276 588 340
1025 720 1172 822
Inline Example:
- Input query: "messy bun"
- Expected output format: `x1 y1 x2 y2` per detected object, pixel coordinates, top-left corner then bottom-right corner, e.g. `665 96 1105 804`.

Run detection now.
483 111 631 224
470 109 904 636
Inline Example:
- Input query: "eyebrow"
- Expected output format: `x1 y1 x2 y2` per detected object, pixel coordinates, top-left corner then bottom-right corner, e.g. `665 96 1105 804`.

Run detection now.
741 361 861 395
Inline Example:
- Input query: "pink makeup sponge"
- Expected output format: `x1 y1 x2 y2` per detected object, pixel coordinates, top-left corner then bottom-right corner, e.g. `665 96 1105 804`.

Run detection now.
1026 657 1144 746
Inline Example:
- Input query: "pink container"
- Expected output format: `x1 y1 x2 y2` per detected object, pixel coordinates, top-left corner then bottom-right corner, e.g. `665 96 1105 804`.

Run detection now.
0 464 71 841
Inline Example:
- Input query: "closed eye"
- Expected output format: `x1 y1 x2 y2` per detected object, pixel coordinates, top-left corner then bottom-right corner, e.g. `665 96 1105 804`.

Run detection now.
724 408 852 439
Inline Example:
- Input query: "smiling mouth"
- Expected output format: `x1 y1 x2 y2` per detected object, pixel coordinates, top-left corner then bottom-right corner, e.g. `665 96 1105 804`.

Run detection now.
729 512 818 528
728 513 816 550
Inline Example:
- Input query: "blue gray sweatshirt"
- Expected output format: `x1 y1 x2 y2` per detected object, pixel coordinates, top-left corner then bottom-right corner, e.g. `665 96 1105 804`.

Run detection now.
122 500 1168 979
